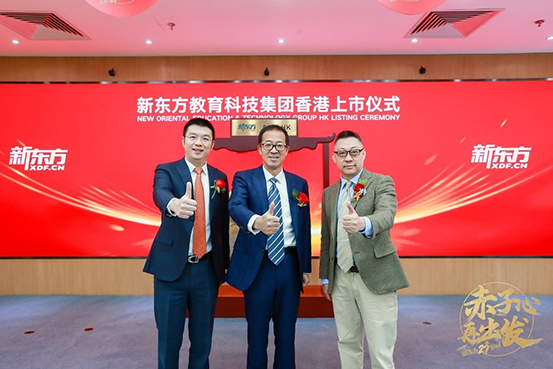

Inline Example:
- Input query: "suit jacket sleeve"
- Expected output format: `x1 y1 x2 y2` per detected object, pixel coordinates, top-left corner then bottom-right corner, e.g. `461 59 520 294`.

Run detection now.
216 171 231 269
297 177 312 274
143 160 193 282
153 163 183 214
367 175 397 238
319 188 331 280
228 171 259 232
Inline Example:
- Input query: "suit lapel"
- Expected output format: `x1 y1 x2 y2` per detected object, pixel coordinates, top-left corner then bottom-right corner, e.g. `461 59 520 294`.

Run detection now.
284 172 300 237
175 159 194 232
352 169 373 211
253 166 270 212
176 158 192 194
207 165 216 223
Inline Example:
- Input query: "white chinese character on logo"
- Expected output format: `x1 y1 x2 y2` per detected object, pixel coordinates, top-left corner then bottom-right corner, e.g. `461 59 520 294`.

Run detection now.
189 97 207 113
224 97 240 113
154 97 171 114
295 96 312 113
383 95 400 112
260 96 277 113
9 146 28 166
172 97 188 113
471 144 493 164
331 96 347 112
349 96 365 113
137 97 153 114
367 96 383 113
242 96 259 113
313 96 330 112
207 97 224 113
278 97 294 113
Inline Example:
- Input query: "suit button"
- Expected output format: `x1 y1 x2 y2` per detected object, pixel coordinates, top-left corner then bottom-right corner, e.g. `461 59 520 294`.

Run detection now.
260 249 265 253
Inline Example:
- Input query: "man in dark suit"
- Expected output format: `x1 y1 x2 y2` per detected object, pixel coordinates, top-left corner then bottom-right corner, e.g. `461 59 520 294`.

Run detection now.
225 124 311 369
144 118 230 369
319 130 409 369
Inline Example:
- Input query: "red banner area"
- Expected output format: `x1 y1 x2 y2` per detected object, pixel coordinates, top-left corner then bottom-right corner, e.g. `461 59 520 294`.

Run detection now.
1 81 552 257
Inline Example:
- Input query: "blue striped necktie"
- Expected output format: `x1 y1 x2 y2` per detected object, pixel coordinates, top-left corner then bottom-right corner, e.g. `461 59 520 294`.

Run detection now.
267 177 285 265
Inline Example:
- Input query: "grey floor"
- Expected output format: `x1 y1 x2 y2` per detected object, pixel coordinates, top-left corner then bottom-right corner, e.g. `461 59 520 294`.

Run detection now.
0 295 551 368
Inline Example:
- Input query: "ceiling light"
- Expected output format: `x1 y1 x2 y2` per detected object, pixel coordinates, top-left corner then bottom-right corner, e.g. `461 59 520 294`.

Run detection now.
12 39 19 44
278 39 284 44
547 36 553 40
146 40 152 44
411 38 418 43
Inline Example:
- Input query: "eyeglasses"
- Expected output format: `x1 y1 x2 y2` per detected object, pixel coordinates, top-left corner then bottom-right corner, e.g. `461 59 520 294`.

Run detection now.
259 142 289 152
185 134 212 144
333 148 364 158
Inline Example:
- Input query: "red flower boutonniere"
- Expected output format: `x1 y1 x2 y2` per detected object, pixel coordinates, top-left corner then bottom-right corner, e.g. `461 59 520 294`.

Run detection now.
352 179 368 202
292 189 309 207
210 179 227 199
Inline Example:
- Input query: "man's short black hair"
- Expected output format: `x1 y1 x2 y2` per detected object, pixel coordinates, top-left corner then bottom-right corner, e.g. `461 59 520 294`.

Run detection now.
183 118 215 140
258 124 290 145
334 130 363 144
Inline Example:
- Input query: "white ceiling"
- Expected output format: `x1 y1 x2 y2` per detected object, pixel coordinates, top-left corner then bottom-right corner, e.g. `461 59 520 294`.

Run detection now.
1 0 552 57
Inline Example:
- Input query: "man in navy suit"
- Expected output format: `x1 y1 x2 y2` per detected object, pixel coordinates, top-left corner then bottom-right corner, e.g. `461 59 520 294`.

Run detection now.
226 124 312 369
144 118 230 369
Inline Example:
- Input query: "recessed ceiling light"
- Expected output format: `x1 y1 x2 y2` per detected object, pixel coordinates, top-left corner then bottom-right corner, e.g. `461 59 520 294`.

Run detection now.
12 40 19 44
411 38 418 43
278 39 284 44
146 40 153 44
547 36 553 40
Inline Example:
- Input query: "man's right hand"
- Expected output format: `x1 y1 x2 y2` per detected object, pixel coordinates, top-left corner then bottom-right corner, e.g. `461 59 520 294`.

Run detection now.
169 182 197 219
253 202 280 236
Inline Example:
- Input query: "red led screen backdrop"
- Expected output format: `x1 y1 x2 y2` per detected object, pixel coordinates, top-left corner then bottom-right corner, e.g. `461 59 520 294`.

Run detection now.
1 80 552 257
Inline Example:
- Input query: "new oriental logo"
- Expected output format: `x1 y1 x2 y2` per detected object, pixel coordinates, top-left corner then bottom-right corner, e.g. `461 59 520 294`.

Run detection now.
471 144 531 169
9 146 68 171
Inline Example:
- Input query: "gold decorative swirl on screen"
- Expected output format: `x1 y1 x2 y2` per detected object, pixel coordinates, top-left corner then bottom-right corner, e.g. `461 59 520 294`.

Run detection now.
395 163 550 223
0 163 160 226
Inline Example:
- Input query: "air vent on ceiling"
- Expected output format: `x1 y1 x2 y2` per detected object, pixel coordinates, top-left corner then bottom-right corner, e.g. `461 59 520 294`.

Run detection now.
406 9 503 38
0 11 88 40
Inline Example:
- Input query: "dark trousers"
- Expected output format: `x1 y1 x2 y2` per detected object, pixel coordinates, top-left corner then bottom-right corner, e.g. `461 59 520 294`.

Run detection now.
154 256 219 369
243 249 301 369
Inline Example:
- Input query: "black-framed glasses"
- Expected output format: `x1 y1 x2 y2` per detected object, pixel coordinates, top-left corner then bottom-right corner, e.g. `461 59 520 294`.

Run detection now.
333 148 364 158
259 142 289 152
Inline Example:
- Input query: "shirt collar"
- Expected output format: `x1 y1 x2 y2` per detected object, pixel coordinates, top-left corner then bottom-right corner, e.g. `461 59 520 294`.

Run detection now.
341 169 364 189
184 157 208 174
262 166 285 184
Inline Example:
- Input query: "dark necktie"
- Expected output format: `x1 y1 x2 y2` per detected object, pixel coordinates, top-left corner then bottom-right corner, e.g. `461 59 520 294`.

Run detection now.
267 177 284 265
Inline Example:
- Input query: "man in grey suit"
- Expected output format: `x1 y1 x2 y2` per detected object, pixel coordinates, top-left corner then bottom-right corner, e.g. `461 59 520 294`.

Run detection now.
319 130 409 369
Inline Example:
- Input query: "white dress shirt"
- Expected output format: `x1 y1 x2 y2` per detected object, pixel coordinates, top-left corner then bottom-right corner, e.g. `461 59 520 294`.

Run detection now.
247 167 297 248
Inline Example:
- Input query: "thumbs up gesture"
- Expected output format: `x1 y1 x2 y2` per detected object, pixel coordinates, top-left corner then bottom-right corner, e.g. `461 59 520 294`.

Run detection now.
253 202 281 235
169 182 197 219
342 202 365 234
